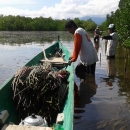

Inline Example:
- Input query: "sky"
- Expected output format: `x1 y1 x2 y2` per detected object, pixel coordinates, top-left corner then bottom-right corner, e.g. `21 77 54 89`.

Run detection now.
0 0 120 19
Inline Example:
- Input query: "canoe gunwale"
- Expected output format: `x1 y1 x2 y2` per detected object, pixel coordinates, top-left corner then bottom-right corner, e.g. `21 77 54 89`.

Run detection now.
0 40 74 130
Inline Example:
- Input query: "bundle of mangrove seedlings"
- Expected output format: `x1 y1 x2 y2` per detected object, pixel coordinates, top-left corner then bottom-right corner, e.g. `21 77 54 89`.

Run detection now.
11 62 70 125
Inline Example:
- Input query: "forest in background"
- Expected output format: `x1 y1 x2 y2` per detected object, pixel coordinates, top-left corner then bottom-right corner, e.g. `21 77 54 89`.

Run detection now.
0 0 130 47
0 15 97 31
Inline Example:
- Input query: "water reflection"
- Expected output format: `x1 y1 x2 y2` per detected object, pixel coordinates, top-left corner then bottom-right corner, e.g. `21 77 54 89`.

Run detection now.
94 41 99 53
98 58 117 89
106 58 116 78
74 42 130 129
100 77 115 90
74 74 98 130
1 31 130 129
74 74 97 112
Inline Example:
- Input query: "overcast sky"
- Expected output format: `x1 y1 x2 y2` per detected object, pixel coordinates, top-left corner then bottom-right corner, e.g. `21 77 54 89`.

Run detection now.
0 0 120 19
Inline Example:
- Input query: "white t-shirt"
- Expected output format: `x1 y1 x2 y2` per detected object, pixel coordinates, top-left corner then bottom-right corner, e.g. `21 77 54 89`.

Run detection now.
106 32 118 56
75 28 99 65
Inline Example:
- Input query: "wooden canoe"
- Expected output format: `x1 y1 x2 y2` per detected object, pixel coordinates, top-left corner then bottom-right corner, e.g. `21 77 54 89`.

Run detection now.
0 38 74 130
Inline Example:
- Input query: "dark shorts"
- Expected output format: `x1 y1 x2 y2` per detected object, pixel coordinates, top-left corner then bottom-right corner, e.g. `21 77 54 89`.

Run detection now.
75 62 96 78
94 36 99 43
107 55 115 59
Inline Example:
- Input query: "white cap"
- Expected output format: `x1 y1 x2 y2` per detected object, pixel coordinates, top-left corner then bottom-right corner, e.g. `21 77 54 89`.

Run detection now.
108 24 114 29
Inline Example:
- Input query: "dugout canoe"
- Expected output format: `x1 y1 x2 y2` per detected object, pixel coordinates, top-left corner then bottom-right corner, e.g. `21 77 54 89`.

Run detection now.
0 37 74 130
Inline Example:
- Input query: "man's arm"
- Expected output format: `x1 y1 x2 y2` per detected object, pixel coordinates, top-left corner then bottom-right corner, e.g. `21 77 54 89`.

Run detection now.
71 33 82 62
102 35 112 40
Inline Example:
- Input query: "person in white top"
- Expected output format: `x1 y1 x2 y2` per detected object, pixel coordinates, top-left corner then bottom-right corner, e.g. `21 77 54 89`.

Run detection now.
65 20 99 76
102 24 118 59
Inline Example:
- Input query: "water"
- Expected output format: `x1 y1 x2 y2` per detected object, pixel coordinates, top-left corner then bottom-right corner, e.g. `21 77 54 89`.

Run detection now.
0 31 130 130
74 42 130 130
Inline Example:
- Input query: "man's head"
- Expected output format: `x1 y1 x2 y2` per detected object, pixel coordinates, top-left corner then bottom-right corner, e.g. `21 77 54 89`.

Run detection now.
65 20 77 34
108 24 115 31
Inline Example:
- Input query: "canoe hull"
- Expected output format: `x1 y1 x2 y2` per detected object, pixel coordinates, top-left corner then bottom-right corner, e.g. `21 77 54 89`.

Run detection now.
0 41 74 130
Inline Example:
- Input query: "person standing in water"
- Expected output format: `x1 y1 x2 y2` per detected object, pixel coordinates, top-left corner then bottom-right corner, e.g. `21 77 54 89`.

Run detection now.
65 20 98 76
94 26 101 43
102 24 118 77
101 24 118 59
94 26 101 52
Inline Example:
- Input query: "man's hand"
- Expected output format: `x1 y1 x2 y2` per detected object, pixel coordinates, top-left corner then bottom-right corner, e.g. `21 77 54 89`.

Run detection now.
101 36 104 40
67 59 72 65
69 57 72 60
67 57 72 65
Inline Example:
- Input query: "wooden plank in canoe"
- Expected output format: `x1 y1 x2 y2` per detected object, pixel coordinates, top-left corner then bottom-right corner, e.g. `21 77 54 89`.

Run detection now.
40 57 68 64
2 125 53 130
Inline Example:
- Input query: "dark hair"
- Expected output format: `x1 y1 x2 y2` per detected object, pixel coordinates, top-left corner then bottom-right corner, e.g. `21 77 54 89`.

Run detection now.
65 20 77 29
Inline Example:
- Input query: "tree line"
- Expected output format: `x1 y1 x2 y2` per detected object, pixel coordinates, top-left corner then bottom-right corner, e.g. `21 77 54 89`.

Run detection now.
100 0 130 47
0 15 97 31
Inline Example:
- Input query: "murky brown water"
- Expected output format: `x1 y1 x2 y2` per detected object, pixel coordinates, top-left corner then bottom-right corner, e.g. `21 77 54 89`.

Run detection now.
74 42 130 130
0 31 130 130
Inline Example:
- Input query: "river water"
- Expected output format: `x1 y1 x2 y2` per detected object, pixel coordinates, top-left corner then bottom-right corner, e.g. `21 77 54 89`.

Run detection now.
0 31 130 130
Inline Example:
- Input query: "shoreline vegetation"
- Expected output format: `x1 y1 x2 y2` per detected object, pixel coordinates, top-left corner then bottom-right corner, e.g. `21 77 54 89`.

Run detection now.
0 31 94 44
0 31 74 43
0 15 97 31
100 0 130 47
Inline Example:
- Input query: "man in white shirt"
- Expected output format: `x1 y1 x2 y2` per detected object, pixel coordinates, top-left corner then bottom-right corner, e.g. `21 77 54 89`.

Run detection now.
102 24 118 59
65 20 98 76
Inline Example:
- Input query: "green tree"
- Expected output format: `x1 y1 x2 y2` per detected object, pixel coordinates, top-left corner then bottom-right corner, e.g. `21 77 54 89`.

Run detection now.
0 15 97 31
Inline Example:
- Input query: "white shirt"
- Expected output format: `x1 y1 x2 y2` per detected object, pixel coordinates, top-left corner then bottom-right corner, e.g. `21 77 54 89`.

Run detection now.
75 28 99 65
106 32 118 56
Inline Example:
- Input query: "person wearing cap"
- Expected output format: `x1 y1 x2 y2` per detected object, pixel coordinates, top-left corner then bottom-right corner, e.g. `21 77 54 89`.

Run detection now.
101 24 118 59
94 26 101 43
65 20 99 76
